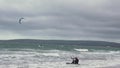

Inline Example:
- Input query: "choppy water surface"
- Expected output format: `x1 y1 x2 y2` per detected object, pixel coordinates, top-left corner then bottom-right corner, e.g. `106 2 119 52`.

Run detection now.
0 48 120 68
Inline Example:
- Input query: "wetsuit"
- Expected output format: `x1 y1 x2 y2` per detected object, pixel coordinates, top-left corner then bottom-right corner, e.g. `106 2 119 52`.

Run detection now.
71 58 79 64
74 58 79 64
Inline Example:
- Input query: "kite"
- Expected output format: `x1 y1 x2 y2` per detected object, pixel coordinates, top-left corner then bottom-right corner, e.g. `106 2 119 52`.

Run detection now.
19 17 24 24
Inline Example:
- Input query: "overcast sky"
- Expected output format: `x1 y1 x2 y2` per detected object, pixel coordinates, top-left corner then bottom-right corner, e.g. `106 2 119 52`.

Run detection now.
0 0 120 42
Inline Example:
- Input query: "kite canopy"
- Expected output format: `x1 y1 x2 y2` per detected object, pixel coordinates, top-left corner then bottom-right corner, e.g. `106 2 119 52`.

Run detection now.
19 17 24 24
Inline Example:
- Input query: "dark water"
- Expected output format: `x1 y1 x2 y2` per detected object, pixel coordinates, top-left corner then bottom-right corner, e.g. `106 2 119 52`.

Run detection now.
0 40 120 51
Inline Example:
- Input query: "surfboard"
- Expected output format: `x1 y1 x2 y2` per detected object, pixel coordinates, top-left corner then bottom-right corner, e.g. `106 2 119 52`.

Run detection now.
66 62 71 64
66 63 80 65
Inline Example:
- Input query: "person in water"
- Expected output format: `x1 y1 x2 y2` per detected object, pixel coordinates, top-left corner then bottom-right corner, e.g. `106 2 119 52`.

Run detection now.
71 57 79 64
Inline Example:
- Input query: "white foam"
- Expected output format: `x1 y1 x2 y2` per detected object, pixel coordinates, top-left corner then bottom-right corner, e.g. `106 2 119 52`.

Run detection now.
42 53 60 57
81 50 120 55
109 51 120 54
74 48 89 52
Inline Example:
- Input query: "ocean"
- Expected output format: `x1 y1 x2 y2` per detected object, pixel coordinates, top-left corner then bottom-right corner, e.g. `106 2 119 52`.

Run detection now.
0 40 120 68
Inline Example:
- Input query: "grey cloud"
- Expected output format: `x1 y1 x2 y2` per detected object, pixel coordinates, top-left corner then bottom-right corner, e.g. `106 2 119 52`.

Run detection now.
0 0 120 42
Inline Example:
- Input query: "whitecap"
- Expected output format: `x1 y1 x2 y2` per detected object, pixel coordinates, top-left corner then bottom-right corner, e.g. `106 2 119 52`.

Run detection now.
42 53 60 57
74 48 89 52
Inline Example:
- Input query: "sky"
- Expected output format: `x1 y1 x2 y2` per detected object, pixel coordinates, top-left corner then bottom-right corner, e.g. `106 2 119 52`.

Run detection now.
0 0 120 42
